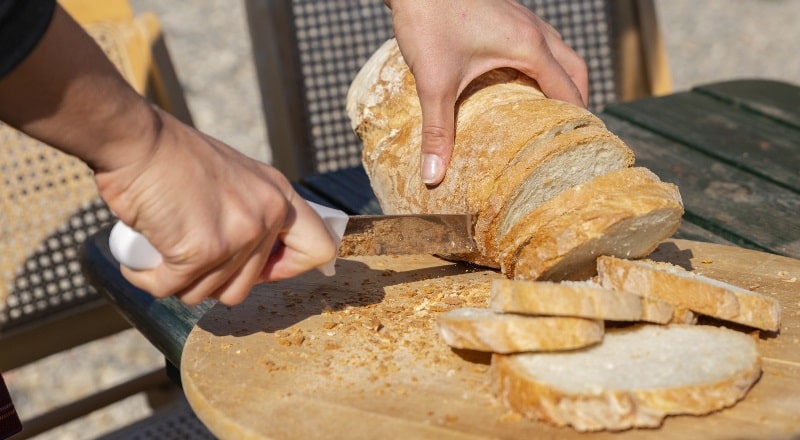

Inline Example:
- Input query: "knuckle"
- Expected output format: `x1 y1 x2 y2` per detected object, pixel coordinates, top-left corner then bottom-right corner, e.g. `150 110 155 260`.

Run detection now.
421 125 452 154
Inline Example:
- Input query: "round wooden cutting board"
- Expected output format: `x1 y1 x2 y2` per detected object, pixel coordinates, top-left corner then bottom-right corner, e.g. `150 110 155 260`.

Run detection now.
181 240 800 439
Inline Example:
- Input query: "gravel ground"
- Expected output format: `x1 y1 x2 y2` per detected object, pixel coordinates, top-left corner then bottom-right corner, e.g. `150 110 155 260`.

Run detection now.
5 1 799 438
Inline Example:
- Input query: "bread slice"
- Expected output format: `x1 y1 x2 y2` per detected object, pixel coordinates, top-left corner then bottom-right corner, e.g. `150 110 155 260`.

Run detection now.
475 125 634 262
491 324 762 431
500 167 684 281
435 307 603 353
596 256 782 332
490 279 674 323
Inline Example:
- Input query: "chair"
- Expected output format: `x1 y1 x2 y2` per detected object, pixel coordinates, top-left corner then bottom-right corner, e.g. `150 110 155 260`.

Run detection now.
245 0 672 181
0 0 210 437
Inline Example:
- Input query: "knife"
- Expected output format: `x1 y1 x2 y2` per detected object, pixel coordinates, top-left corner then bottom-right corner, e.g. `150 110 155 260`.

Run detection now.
108 200 477 276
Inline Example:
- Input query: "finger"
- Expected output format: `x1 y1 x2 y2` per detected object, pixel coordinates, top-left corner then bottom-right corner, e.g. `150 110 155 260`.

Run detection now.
415 82 459 186
544 38 589 106
515 50 584 108
260 196 337 281
205 236 275 306
172 240 265 306
121 220 278 303
120 263 199 299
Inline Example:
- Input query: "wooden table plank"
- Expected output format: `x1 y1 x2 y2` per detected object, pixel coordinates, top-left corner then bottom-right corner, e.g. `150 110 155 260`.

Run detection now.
601 114 800 259
694 79 800 129
604 91 800 191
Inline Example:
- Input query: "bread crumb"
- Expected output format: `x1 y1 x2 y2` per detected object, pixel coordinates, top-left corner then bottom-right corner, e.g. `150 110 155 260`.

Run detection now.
444 296 465 306
499 412 523 423
443 414 459 425
429 303 451 312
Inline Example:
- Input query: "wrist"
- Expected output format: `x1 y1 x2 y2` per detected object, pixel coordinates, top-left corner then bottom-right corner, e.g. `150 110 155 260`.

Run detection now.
83 96 164 173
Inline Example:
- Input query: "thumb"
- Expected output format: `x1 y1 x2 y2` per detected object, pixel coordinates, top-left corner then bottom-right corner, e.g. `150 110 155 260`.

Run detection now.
417 86 457 186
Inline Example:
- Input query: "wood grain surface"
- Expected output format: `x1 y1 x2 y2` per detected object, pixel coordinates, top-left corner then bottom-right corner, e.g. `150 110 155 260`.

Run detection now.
181 239 800 439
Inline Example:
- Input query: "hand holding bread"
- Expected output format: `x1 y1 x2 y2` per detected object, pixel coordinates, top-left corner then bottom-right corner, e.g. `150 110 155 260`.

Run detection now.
385 0 588 185
347 38 682 276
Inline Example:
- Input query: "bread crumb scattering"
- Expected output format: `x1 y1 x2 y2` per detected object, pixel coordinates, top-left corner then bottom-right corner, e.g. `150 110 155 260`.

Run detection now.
251 268 498 406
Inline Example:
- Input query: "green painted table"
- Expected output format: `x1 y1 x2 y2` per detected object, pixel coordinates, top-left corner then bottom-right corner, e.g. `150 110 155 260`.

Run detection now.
81 79 800 371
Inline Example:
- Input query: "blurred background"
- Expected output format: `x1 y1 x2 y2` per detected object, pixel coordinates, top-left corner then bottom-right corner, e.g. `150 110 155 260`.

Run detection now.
5 0 799 438
126 0 800 164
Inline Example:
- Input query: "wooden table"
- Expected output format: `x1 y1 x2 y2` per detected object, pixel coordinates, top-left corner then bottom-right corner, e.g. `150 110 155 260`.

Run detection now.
82 79 800 437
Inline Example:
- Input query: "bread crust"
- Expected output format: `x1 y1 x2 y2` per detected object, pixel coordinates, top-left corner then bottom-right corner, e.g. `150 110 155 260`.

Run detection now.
597 256 782 331
435 307 603 353
491 324 762 431
490 279 674 323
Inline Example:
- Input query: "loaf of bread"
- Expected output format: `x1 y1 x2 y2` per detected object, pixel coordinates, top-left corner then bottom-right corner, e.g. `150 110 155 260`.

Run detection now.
345 38 769 433
596 256 782 331
346 38 682 277
435 307 603 353
491 324 761 431
490 279 674 323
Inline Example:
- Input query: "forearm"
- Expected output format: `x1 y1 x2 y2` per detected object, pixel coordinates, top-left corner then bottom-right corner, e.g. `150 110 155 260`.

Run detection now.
0 5 160 173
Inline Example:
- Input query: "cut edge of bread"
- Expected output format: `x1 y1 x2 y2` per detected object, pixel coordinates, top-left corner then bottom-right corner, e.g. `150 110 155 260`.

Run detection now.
475 126 635 261
435 307 603 354
489 279 674 323
596 256 782 332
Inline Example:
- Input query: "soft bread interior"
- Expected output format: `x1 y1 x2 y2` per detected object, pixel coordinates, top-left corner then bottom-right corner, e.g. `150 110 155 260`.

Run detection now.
494 127 634 241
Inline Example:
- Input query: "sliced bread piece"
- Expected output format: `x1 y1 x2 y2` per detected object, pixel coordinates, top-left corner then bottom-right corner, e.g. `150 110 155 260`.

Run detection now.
474 125 634 262
500 167 684 281
435 307 603 354
491 324 761 431
596 256 782 331
490 279 674 323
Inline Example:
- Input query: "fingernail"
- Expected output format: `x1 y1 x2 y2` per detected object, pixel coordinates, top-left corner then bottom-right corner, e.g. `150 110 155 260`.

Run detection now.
421 154 444 185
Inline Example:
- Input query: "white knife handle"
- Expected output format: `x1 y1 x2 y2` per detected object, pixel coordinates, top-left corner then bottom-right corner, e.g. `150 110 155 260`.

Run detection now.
108 200 349 276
